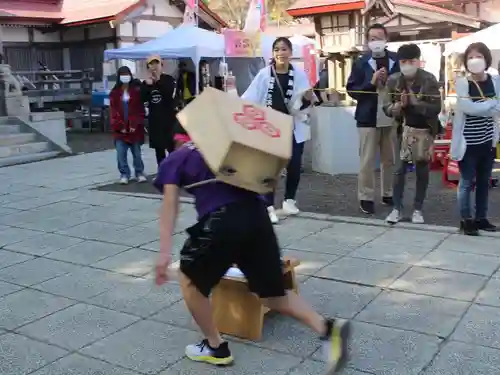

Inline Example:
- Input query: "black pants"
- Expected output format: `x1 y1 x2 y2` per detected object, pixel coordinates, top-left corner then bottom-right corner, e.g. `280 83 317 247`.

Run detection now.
265 136 305 206
179 199 286 298
154 140 176 165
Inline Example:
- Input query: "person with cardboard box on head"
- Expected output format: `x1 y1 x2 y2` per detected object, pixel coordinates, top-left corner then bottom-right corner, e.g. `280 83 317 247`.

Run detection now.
141 55 178 165
383 44 441 225
153 94 351 372
242 37 315 224
346 23 400 215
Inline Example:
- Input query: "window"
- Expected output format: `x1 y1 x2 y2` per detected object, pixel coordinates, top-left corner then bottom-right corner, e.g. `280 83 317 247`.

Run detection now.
320 14 350 33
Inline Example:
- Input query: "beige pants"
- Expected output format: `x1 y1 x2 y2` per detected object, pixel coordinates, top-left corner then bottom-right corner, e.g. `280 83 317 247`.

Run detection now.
358 127 396 201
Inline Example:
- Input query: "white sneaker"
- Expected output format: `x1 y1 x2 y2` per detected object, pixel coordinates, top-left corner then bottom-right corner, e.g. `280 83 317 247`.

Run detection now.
386 209 401 224
185 339 233 366
412 210 425 224
119 176 128 185
268 206 279 224
137 175 147 183
282 199 300 215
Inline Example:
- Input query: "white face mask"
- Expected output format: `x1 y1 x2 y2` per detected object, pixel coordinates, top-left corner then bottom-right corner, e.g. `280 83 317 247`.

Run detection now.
400 64 418 77
467 58 486 74
120 75 131 84
368 40 386 54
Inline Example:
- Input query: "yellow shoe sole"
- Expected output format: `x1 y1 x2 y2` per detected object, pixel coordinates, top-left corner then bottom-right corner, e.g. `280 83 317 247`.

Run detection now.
186 354 234 366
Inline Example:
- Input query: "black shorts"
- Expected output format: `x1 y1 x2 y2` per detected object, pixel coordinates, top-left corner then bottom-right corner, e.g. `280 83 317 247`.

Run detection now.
179 198 286 298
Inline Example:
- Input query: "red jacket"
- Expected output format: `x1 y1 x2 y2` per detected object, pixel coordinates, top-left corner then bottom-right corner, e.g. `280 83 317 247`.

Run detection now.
110 85 145 144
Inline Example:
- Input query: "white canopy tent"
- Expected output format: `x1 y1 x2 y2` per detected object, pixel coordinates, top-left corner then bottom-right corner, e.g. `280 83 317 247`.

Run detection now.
104 25 225 63
443 23 500 56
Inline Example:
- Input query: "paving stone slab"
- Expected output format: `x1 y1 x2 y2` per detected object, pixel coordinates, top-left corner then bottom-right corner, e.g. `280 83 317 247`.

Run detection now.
139 232 187 256
476 278 500 307
0 289 75 330
436 234 500 256
312 322 442 375
0 227 43 247
159 341 304 375
93 224 160 247
4 233 84 256
92 248 156 277
0 209 57 226
300 277 381 319
288 360 373 375
0 280 24 298
56 221 131 242
349 241 432 264
422 341 500 375
356 290 470 337
390 266 487 301
282 249 339 276
0 249 34 270
18 303 139 350
15 214 93 233
0 332 68 375
315 223 388 244
34 266 136 301
416 249 500 276
3 195 71 211
88 279 182 317
91 208 158 226
29 201 92 216
370 229 448 249
150 300 197 330
452 304 500 349
45 240 131 265
232 315 321 357
0 258 82 287
286 235 361 256
30 353 141 375
274 218 333 246
317 257 410 287
79 320 201 374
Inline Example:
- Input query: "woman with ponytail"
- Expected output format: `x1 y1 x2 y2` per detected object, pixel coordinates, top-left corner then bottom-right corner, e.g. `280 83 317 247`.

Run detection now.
242 37 315 224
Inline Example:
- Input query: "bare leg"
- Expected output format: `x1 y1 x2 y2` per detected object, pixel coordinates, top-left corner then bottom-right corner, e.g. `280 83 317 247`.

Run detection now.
179 272 223 348
261 291 327 335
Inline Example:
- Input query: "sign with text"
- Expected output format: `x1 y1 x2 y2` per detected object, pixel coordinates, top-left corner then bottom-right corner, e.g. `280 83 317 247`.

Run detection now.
224 29 261 57
302 44 317 86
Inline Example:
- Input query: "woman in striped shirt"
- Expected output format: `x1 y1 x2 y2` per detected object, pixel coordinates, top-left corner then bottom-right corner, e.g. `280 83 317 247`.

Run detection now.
451 42 500 235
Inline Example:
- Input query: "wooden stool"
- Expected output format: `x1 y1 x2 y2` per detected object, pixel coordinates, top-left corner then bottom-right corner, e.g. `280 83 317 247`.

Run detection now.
211 257 300 341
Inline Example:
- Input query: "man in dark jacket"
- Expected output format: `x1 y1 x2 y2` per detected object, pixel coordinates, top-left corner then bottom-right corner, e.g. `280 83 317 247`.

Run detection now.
142 54 178 165
346 23 400 214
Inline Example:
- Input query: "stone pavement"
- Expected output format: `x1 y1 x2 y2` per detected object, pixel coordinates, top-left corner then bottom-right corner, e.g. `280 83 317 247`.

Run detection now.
1 150 500 375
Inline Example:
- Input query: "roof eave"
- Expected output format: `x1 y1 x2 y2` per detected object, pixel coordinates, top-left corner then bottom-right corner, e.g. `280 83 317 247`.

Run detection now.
287 2 365 17
394 4 480 28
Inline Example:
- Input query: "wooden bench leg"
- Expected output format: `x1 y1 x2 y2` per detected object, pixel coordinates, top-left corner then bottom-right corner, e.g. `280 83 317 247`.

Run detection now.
212 279 264 341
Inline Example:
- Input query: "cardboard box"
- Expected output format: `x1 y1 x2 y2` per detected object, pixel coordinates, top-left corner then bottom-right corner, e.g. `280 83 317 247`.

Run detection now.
176 87 294 193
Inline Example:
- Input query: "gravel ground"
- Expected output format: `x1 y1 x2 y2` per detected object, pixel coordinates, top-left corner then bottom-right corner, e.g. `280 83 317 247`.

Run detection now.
96 140 500 227
66 134 500 227
66 131 116 154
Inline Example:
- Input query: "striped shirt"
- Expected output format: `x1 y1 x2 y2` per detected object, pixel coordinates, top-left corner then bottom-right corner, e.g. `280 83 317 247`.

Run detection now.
464 76 495 146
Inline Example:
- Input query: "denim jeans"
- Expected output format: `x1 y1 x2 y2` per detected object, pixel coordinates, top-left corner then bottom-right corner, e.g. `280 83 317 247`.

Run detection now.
115 139 144 178
457 142 494 220
392 159 429 211
265 136 305 207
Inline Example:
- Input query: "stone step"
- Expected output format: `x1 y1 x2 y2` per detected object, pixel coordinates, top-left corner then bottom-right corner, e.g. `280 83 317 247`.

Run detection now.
0 151 61 168
0 142 50 158
0 133 36 147
0 124 21 134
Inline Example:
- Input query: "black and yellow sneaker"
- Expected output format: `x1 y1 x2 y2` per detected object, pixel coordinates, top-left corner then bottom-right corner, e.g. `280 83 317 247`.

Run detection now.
185 339 234 366
322 319 351 374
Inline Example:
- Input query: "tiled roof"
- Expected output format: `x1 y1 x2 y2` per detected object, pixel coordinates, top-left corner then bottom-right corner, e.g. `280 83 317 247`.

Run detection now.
0 0 227 27
288 0 481 23
288 0 359 11
393 0 480 22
